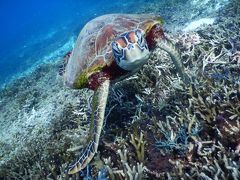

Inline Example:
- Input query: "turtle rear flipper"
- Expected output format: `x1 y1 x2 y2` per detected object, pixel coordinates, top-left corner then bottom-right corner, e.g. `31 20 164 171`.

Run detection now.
68 79 110 174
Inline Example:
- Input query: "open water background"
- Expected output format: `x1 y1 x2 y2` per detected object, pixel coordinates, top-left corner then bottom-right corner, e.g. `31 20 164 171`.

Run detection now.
0 0 159 86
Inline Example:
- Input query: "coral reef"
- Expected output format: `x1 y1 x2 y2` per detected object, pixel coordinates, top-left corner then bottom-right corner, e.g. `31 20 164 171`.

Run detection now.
130 131 145 163
0 0 239 179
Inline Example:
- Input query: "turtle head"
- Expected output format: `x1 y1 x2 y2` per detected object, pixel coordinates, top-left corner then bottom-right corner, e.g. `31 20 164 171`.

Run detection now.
112 29 150 71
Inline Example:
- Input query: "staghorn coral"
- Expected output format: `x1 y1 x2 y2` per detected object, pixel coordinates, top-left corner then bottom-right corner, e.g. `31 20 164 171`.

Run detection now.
168 143 240 179
0 0 240 179
129 131 145 163
103 149 145 180
155 114 200 155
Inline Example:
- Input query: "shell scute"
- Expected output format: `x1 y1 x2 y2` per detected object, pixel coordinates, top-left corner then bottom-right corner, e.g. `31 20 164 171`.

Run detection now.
95 24 117 55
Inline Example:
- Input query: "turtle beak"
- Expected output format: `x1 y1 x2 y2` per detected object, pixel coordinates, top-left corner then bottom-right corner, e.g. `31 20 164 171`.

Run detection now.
125 43 149 62
120 44 150 71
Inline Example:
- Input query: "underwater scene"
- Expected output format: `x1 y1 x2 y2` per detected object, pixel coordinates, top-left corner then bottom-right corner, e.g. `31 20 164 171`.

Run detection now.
0 0 239 179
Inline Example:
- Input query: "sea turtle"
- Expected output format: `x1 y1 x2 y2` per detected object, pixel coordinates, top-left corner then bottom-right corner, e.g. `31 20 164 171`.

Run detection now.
63 14 189 174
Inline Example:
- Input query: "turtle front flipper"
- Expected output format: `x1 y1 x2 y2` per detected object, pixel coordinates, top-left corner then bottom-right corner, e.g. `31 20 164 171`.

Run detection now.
68 79 110 174
156 37 190 84
145 24 190 84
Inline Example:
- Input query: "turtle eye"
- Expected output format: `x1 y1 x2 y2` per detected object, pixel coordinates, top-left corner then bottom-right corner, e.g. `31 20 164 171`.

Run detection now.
138 36 145 47
135 30 146 48
112 41 123 58
112 42 120 54
135 29 144 39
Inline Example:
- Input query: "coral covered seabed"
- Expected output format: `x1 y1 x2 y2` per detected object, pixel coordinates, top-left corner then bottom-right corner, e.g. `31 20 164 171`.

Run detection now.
0 0 239 179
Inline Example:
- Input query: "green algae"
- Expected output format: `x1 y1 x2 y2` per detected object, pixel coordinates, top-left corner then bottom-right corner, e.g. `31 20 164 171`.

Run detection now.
73 65 104 89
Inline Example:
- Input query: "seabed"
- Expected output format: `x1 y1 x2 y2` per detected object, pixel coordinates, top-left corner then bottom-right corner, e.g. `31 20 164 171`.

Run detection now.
0 0 239 179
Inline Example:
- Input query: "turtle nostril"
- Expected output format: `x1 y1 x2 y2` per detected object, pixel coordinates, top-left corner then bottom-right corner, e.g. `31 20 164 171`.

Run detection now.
127 44 134 50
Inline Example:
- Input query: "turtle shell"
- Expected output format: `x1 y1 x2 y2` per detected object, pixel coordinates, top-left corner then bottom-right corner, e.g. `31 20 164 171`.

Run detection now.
64 14 163 89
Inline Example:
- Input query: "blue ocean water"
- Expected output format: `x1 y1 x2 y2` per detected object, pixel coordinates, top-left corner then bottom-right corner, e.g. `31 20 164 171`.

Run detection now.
0 0 154 87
